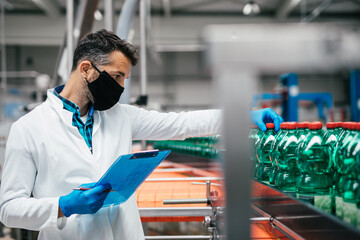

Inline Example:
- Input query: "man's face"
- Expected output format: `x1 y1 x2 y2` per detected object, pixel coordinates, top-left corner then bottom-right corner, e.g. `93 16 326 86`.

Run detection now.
81 50 132 104
94 50 132 88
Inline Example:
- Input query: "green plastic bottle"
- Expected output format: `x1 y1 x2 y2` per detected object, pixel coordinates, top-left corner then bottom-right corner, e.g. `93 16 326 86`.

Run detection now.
353 123 360 229
335 122 343 135
324 122 339 147
334 122 359 219
295 122 310 156
323 122 340 215
331 122 350 208
297 122 310 144
249 126 262 178
295 122 310 168
256 123 276 184
341 123 360 226
297 121 332 213
324 122 340 179
274 122 299 194
338 122 353 144
269 122 288 186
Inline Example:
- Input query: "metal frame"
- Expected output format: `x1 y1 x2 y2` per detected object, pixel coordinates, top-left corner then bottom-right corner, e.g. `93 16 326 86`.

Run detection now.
145 177 223 182
145 236 211 240
139 207 213 217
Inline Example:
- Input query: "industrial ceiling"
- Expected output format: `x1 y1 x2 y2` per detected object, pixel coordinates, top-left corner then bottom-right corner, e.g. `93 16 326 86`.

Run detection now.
4 0 360 21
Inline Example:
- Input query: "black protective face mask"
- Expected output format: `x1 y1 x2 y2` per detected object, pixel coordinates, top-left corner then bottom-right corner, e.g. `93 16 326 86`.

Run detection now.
87 63 124 111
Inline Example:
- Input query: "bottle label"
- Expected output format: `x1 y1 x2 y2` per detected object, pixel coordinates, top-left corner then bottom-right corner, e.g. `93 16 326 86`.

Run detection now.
356 209 360 229
335 196 344 219
314 195 332 214
343 202 357 226
298 194 332 214
298 194 314 205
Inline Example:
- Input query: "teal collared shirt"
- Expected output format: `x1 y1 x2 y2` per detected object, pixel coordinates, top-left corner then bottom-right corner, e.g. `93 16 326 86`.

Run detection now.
53 85 94 153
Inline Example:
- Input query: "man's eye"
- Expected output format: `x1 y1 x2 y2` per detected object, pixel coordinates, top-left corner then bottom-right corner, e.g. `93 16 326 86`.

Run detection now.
113 75 120 80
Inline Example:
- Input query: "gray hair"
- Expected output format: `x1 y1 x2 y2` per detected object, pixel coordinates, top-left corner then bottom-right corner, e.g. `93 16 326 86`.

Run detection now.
71 29 138 72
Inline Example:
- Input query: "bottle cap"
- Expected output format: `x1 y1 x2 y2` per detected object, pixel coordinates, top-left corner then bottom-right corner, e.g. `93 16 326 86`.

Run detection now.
309 121 323 130
343 122 353 129
349 122 357 130
357 123 360 131
266 123 275 129
287 122 298 130
280 122 288 129
335 122 343 128
326 122 337 129
298 122 310 129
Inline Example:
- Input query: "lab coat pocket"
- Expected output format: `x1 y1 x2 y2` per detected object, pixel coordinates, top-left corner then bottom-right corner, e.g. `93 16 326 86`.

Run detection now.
78 210 114 240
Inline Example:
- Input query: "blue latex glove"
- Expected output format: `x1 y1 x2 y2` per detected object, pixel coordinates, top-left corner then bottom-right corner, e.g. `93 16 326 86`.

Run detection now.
251 108 283 132
59 183 110 218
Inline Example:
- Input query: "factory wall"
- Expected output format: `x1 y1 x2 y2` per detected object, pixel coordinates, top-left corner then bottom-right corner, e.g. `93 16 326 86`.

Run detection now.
2 14 354 120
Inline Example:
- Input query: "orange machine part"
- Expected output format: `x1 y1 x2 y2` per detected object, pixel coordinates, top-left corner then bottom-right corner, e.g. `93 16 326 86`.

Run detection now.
136 161 223 222
136 161 285 239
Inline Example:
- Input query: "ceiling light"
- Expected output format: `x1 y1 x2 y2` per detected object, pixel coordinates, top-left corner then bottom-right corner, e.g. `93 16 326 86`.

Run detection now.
94 9 103 21
243 1 261 16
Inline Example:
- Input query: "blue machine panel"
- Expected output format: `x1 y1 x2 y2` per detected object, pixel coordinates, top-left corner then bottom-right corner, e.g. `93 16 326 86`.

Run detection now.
350 70 360 122
280 73 299 122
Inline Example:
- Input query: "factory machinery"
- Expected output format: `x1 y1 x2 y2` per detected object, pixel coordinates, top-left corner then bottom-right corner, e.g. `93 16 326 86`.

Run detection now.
138 137 360 240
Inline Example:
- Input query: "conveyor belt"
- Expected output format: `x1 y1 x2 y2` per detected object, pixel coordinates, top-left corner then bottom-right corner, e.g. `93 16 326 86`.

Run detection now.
136 160 223 222
135 161 291 239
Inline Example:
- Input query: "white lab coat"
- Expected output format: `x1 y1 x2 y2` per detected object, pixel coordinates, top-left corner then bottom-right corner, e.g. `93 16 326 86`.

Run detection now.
0 89 221 240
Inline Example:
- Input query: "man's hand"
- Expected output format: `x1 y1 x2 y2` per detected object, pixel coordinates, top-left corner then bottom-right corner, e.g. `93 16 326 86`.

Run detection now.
59 183 110 218
251 108 283 132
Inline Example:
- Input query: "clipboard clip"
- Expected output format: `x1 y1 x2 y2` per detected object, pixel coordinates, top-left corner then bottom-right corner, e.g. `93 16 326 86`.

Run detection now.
130 150 159 159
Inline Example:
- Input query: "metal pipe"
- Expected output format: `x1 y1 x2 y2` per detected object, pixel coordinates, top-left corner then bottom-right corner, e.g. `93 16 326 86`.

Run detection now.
162 0 171 18
116 0 140 104
1 0 7 121
301 0 332 23
116 0 139 40
139 0 147 97
163 198 208 205
300 0 307 20
249 217 271 223
0 71 39 78
66 0 73 77
206 180 210 198
139 207 213 217
191 182 222 186
145 177 223 182
145 236 211 240
104 0 113 31
153 168 195 173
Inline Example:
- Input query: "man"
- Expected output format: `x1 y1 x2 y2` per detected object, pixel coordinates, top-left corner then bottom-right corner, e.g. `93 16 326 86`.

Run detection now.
0 29 282 240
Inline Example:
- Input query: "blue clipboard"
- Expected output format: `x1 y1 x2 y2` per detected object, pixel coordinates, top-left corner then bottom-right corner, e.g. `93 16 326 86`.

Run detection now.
93 150 171 207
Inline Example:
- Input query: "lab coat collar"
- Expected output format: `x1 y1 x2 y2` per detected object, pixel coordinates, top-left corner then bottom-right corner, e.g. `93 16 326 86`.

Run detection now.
45 88 101 134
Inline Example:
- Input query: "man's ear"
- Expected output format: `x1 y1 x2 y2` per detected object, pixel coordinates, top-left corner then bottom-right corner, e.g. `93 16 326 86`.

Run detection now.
79 60 92 79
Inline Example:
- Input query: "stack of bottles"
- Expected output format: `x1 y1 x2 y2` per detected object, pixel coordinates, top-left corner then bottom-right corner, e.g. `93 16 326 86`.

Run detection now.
249 121 360 228
152 135 221 159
